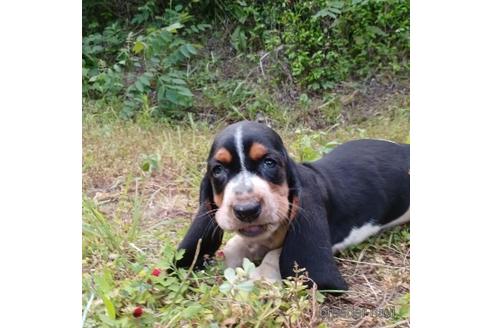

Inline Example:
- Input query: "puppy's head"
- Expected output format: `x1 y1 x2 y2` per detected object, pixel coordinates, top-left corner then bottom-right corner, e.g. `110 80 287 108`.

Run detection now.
206 121 298 240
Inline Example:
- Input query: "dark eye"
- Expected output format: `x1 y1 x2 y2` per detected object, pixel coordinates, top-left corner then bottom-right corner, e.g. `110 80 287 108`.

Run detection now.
212 165 224 177
263 158 277 168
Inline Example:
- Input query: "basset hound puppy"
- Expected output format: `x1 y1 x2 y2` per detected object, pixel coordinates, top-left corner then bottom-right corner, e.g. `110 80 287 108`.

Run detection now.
176 121 410 292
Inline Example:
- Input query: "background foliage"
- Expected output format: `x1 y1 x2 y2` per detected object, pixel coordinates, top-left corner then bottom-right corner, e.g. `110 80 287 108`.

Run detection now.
83 0 409 120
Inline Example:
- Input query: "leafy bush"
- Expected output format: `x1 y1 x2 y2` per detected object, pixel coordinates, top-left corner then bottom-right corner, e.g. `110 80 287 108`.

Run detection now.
82 0 410 119
218 0 410 91
83 2 210 119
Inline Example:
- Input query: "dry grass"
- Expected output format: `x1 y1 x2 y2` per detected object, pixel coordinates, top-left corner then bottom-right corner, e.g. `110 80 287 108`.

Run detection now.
83 100 409 327
322 226 410 327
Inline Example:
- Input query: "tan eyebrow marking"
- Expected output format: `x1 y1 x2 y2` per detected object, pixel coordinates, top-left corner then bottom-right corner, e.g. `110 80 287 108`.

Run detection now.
214 147 232 163
249 142 268 161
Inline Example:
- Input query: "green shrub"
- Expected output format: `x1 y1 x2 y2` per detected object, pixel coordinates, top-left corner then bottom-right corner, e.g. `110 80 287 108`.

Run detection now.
218 0 410 91
83 2 209 119
82 0 410 119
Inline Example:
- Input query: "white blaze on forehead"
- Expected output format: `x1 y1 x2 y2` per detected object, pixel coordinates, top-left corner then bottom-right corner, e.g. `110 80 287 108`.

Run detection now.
230 171 253 194
234 125 246 171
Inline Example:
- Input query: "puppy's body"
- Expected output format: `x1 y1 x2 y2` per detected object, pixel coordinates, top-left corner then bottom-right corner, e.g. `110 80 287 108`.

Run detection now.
304 139 410 250
176 121 410 292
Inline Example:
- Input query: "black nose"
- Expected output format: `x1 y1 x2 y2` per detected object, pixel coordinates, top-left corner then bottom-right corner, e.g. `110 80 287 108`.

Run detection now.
233 202 261 222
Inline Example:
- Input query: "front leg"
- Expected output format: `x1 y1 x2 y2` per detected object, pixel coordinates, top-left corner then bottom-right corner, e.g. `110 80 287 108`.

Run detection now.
280 196 348 291
223 235 254 268
223 235 270 268
250 248 282 282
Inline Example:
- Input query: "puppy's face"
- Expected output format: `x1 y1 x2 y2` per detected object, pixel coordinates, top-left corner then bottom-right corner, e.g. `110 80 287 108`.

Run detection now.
206 121 292 240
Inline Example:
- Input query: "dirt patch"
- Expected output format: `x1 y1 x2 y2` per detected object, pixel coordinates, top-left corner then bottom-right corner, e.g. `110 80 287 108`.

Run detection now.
335 77 409 123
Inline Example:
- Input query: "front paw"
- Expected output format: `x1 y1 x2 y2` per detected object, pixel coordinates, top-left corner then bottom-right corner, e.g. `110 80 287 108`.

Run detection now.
250 266 282 282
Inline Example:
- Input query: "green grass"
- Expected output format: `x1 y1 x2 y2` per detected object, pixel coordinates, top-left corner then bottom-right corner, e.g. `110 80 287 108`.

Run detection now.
82 99 410 327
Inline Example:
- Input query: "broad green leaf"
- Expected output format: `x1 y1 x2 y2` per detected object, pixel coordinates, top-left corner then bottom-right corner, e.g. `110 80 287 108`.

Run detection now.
183 304 202 318
231 27 247 51
164 22 184 33
242 258 256 275
236 280 254 293
174 86 193 97
398 293 410 318
94 270 113 294
139 75 151 87
141 161 150 172
321 141 340 154
219 282 232 293
179 46 190 58
133 41 145 54
171 78 186 85
185 44 197 55
101 294 116 320
98 314 117 326
331 1 345 8
174 249 185 261
135 80 144 93
224 268 236 283
367 26 388 36
313 9 335 19
91 45 103 53
164 89 179 104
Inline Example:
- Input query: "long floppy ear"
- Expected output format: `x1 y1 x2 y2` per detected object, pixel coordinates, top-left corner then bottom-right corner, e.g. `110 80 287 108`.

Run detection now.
282 152 301 208
279 171 347 293
175 176 223 269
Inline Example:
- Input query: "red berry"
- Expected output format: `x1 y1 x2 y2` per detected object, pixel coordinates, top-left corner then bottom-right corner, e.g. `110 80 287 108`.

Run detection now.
215 250 225 260
133 306 143 318
151 268 161 277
